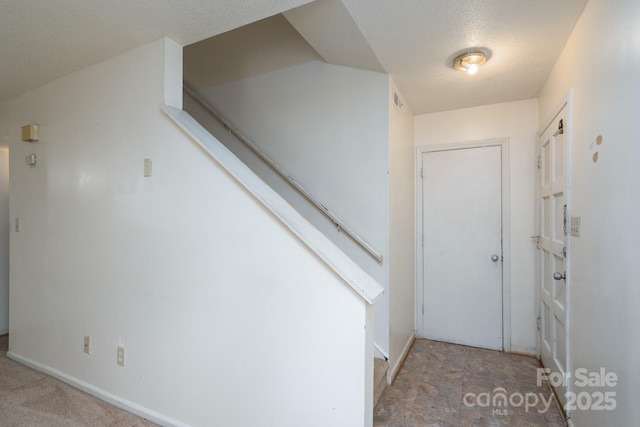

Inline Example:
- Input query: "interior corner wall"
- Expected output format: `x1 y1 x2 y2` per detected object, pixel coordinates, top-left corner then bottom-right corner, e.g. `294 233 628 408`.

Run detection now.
184 60 391 351
387 81 415 374
538 0 640 425
414 99 539 354
0 146 8 334
6 38 372 426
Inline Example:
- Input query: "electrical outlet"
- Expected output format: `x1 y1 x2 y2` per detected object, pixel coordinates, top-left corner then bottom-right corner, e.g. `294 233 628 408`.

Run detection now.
83 336 91 354
117 346 125 367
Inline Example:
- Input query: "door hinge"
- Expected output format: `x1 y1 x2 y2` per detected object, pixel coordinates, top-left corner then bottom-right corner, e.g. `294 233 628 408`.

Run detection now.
537 155 542 169
537 316 542 331
422 304 424 315
420 167 423 178
531 235 541 249
554 119 564 137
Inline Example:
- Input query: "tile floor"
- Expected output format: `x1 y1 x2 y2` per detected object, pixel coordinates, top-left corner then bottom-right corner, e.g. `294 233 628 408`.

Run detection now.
374 339 567 426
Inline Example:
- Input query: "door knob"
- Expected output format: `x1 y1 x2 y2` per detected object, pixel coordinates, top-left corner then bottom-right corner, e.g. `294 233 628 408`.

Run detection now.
553 272 566 281
491 254 500 262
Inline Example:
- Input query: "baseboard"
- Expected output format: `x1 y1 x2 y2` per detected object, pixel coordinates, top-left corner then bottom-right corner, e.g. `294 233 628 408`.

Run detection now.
6 352 189 427
510 344 536 356
388 332 416 385
374 342 389 360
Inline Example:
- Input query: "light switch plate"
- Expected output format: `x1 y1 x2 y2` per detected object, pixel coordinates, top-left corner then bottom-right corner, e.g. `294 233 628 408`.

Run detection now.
26 153 37 166
571 216 581 237
143 158 152 177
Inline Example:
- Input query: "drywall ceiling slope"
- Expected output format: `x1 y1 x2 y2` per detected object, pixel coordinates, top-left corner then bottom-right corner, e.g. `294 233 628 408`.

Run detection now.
185 14 323 89
0 0 313 101
283 0 384 73
339 0 588 114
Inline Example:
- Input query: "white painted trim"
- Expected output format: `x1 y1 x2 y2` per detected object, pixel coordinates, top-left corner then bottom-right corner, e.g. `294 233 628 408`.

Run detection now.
535 93 572 420
364 305 375 427
564 89 574 420
510 344 536 356
415 139 511 351
387 332 415 385
374 342 389 360
162 105 384 305
7 352 188 427
501 141 512 353
534 126 543 360
538 97 569 138
163 39 183 110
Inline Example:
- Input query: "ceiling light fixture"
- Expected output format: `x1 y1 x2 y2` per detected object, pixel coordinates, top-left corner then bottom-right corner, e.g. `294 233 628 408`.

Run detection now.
453 50 489 75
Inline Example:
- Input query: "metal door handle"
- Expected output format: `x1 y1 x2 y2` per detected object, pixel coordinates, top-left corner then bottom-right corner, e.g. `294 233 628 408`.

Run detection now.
491 254 500 262
553 272 566 281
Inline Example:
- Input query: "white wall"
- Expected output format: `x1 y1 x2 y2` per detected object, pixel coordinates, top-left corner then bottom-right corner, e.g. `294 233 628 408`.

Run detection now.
387 81 415 377
185 59 391 351
7 38 374 427
0 147 8 334
414 99 539 354
538 0 640 425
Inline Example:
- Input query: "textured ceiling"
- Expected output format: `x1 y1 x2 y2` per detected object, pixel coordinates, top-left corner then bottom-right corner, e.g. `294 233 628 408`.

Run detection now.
0 0 313 102
0 0 589 119
283 0 384 74
185 14 322 89
339 0 589 114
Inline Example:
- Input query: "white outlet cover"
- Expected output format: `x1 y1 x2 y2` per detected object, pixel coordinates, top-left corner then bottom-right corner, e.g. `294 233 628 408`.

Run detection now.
117 346 125 367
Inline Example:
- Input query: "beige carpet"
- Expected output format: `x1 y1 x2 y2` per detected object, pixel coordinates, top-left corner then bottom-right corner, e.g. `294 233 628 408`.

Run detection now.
0 335 158 426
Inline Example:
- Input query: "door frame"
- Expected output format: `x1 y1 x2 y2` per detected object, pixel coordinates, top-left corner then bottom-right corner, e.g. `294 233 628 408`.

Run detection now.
415 139 511 352
535 92 572 418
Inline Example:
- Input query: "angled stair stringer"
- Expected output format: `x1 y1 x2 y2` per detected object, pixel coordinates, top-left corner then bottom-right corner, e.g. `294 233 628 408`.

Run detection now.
163 104 385 425
162 104 383 305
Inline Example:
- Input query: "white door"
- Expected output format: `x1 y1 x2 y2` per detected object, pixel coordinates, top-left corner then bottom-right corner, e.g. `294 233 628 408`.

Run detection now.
537 106 569 408
421 145 503 350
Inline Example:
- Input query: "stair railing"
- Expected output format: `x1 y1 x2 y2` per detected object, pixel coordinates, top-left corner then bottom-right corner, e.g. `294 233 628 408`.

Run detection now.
183 83 383 262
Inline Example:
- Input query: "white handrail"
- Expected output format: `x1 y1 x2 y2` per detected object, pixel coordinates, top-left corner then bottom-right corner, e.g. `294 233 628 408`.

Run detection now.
162 104 384 304
183 83 383 262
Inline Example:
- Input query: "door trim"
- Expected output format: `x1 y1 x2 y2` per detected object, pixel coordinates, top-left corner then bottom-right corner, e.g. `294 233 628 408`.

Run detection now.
415 139 511 352
535 91 572 419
